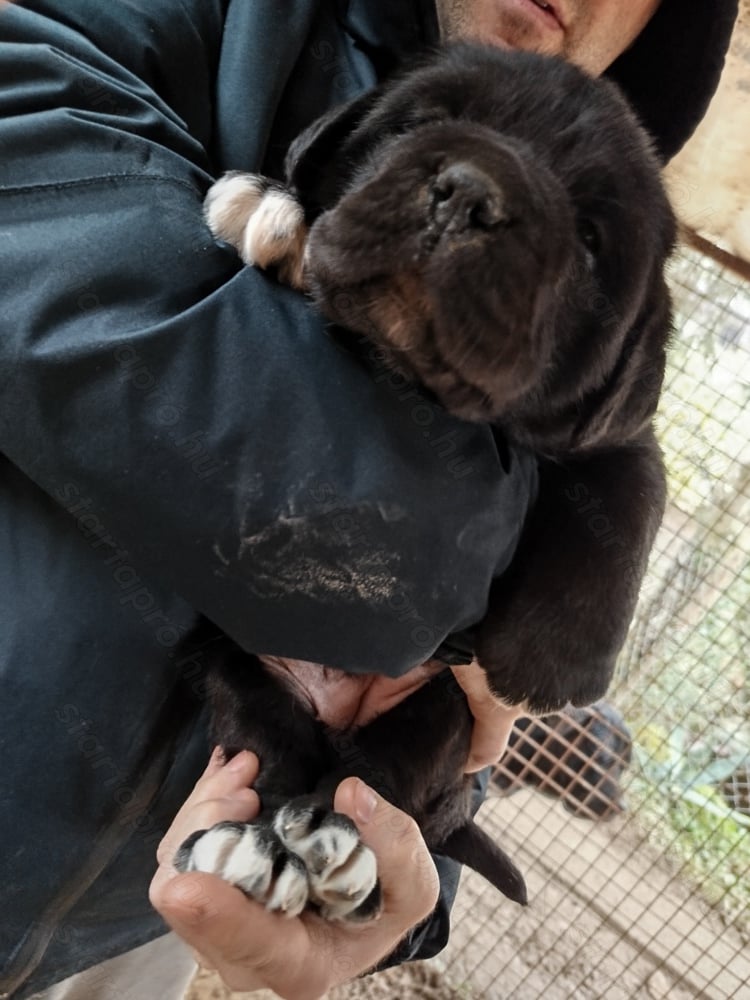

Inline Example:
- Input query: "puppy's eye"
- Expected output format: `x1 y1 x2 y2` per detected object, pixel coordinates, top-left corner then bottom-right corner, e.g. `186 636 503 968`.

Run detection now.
577 218 601 264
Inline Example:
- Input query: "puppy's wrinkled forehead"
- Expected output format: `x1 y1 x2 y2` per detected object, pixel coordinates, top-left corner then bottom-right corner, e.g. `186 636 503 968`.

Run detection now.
294 43 675 450
355 45 642 158
342 44 670 243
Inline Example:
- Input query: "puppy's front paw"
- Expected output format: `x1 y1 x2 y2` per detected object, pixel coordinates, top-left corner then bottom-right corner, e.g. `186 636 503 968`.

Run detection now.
275 802 382 922
174 820 310 917
203 172 308 288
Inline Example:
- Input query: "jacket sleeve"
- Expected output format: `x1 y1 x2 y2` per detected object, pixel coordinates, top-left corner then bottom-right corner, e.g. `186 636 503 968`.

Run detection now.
0 0 534 675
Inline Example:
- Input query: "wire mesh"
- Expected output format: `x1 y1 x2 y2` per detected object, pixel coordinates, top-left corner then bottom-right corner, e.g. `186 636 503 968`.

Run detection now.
428 242 750 999
185 243 750 1000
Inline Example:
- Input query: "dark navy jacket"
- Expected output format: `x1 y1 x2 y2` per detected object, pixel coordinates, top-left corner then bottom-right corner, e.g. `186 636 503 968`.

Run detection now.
0 0 738 995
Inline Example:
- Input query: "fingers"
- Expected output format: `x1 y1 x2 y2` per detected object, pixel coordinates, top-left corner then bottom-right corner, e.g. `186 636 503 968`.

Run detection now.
151 871 322 997
152 774 441 998
150 749 269 987
451 662 527 772
194 747 260 797
155 749 261 868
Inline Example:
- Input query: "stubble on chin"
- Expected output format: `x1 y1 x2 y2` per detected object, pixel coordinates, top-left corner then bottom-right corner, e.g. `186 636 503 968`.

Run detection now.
433 0 530 51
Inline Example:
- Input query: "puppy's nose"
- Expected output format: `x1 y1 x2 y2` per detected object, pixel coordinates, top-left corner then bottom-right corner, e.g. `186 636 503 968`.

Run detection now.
431 163 506 232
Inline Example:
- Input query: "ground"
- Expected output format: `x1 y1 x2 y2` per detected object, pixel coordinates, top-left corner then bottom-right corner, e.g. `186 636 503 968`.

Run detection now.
184 792 750 999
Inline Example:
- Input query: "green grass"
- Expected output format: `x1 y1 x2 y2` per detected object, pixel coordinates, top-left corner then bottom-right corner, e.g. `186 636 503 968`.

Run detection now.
614 246 750 936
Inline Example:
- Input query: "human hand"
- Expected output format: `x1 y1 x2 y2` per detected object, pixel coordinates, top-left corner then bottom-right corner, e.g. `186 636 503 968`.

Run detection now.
149 749 439 1000
451 661 528 773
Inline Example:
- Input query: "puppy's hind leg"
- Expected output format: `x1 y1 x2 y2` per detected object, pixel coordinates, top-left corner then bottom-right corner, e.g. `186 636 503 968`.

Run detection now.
174 646 380 921
174 819 311 918
173 646 328 917
272 797 382 922
203 172 308 288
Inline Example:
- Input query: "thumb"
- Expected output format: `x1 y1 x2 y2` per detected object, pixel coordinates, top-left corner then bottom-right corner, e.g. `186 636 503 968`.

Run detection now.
451 662 527 772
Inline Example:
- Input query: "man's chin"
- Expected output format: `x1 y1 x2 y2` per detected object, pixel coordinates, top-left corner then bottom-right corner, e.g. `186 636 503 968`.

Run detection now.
437 0 565 57
472 30 513 50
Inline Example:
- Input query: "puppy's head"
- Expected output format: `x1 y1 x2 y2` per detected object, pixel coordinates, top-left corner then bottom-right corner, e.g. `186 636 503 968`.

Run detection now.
288 45 676 454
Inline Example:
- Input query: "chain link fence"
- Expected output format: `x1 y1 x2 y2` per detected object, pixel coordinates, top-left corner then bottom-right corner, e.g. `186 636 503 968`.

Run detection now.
424 239 750 999
187 242 750 1000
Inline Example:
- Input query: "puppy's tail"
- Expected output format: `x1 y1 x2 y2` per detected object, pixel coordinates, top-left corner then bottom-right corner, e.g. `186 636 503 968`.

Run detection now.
439 821 528 906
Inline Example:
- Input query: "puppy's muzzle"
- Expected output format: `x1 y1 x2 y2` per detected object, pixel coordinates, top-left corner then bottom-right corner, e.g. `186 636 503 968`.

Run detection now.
430 162 508 234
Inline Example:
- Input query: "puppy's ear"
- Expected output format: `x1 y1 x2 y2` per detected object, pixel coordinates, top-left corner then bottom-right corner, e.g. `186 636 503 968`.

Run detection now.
284 88 383 218
576 275 672 449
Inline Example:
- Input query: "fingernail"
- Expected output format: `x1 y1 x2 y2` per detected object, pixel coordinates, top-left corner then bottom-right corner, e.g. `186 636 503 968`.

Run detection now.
227 750 249 772
355 780 378 824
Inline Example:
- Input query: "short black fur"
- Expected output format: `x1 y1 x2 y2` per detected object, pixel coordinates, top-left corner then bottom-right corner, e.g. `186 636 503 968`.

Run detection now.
194 44 675 912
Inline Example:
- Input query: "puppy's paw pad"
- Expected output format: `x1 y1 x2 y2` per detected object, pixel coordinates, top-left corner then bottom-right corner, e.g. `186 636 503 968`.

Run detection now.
274 804 381 922
174 820 309 917
204 172 307 286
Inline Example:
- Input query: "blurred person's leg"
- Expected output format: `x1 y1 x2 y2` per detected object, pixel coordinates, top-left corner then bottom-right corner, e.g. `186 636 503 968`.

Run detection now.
30 934 197 1000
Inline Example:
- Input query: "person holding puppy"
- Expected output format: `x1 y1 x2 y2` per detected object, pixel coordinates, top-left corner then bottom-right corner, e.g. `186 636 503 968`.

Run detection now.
0 1 737 998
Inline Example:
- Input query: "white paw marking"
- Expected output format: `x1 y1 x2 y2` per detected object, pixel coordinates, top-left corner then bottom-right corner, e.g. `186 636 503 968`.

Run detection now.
177 821 309 917
203 174 266 251
204 172 308 288
264 853 309 916
242 191 304 270
176 805 380 922
274 804 379 921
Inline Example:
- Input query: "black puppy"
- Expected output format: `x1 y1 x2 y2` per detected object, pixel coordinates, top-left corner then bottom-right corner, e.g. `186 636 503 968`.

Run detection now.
176 45 674 921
